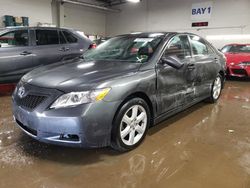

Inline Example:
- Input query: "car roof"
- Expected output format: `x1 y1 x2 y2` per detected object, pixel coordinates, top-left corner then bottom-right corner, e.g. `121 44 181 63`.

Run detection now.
3 26 75 31
115 32 203 38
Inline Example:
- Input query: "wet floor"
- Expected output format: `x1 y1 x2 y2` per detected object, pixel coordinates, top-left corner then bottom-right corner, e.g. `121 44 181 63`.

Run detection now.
0 80 250 188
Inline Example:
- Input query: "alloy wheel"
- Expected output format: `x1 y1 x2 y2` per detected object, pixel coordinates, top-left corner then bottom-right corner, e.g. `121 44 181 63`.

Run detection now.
213 76 222 100
120 105 147 146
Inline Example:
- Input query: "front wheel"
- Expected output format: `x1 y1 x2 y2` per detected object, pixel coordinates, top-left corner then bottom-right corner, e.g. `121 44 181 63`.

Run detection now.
206 75 222 103
111 98 150 152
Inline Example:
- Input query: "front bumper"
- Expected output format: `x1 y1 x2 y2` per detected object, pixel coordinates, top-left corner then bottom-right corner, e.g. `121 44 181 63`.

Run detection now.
12 83 121 148
227 64 250 77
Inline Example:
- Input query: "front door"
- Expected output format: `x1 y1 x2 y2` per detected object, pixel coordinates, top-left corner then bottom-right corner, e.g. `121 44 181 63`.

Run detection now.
156 35 196 115
0 29 33 82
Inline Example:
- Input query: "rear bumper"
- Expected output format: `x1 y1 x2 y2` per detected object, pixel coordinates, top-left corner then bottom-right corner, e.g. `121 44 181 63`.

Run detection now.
227 65 250 77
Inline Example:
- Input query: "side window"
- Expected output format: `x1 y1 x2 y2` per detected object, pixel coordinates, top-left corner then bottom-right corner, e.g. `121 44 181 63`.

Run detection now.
63 31 77 43
36 30 59 45
59 31 67 44
165 35 191 60
190 35 208 56
0 30 28 48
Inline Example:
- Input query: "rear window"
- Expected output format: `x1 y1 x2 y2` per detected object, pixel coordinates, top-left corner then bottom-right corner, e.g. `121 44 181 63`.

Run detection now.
63 31 77 43
36 30 59 45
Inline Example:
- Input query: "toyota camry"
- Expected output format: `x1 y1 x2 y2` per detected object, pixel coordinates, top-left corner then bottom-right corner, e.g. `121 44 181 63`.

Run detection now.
12 32 226 151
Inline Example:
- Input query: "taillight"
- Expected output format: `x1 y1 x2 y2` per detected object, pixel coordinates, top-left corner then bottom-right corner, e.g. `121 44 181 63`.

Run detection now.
89 43 97 49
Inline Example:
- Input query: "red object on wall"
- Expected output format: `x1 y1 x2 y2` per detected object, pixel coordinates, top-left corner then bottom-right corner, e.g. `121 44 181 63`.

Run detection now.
0 84 16 95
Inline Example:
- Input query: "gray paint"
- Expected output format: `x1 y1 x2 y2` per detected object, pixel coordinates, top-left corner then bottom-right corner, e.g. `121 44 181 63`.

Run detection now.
0 27 92 83
12 32 226 148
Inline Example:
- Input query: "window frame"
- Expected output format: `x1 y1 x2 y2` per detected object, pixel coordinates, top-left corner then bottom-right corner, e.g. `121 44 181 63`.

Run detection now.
58 30 67 44
0 29 30 48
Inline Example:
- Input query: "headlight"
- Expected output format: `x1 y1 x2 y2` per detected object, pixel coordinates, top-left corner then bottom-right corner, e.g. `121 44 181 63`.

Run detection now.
50 88 111 109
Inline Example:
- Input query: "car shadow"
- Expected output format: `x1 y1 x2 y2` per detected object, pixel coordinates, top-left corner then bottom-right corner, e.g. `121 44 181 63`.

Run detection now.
18 134 122 166
148 102 205 136
226 76 250 82
18 102 207 166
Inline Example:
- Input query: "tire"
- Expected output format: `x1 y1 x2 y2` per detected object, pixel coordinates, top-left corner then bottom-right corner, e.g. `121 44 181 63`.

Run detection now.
111 98 150 152
206 75 222 103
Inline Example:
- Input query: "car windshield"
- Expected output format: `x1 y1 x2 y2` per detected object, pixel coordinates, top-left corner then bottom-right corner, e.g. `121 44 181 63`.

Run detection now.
222 45 250 53
83 34 165 63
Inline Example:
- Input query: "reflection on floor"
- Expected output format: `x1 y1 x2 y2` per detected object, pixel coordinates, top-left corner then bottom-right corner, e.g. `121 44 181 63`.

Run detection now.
0 80 250 188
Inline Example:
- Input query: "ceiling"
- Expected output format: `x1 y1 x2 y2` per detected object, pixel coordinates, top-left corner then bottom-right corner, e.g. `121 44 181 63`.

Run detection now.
94 0 126 7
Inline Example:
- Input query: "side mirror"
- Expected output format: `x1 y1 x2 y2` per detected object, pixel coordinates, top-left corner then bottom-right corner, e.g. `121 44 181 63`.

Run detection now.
161 55 184 69
218 49 222 52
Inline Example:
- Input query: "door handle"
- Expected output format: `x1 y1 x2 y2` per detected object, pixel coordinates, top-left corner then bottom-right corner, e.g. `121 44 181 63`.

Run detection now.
59 47 70 52
20 51 32 56
187 63 196 70
59 47 65 51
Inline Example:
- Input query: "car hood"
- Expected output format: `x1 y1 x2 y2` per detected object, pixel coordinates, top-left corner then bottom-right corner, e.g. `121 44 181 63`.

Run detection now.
22 58 141 92
225 52 250 64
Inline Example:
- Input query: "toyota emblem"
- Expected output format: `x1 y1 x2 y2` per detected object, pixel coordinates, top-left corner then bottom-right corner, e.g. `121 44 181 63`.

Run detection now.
18 86 25 98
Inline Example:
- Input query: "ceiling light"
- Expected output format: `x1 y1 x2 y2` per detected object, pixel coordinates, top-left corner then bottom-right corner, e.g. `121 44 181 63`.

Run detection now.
126 0 141 3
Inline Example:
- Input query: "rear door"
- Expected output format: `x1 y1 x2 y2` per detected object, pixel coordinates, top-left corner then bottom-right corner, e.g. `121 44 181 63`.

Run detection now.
0 29 33 81
188 35 218 99
60 30 83 60
156 34 195 115
32 29 66 67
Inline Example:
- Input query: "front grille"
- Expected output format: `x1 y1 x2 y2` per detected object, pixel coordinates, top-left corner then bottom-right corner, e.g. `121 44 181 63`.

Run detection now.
17 95 47 110
242 61 250 65
232 69 248 76
16 119 37 136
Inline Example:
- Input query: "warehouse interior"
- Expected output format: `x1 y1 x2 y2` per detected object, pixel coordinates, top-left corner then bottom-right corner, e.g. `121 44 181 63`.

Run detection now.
0 0 250 187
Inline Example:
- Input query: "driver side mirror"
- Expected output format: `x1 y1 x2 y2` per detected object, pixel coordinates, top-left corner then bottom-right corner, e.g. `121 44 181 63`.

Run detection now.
161 55 184 69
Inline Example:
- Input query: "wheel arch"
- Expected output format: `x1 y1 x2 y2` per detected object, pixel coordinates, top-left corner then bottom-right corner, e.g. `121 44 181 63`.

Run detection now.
219 70 225 88
112 91 155 127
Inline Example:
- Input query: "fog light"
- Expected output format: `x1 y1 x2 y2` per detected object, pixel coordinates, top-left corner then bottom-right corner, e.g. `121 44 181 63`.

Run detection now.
59 134 79 141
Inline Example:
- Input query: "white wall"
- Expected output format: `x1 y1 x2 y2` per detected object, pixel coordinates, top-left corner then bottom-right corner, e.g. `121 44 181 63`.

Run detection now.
0 0 53 27
64 3 106 36
106 0 250 48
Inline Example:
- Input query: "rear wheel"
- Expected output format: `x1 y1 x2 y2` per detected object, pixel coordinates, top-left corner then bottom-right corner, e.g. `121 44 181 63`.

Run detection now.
206 75 222 103
111 98 150 152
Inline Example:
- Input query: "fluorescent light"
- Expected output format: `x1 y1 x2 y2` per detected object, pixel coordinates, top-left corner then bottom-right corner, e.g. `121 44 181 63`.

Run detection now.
126 0 140 3
206 35 250 41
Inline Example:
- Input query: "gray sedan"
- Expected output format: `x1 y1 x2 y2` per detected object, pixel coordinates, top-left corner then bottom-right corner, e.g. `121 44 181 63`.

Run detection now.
12 32 226 151
0 27 92 83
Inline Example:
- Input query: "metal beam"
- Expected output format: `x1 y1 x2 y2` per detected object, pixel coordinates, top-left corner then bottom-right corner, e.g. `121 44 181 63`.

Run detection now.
61 0 121 12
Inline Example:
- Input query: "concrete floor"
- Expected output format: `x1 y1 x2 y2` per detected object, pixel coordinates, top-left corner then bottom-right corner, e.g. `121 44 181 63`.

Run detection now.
0 80 250 188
